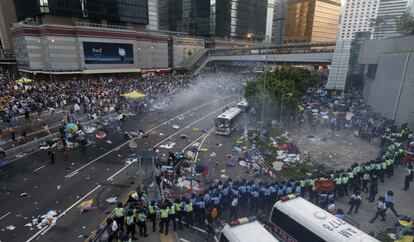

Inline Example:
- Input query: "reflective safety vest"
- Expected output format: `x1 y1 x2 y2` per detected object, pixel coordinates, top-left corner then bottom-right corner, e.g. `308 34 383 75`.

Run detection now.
335 178 342 185
115 207 124 217
138 213 146 222
131 192 139 200
348 172 354 179
300 180 306 187
161 209 169 218
169 205 176 215
186 203 193 212
353 166 360 175
363 173 370 180
125 215 134 225
174 202 182 212
375 164 381 170
381 162 386 169
148 205 155 214
342 176 349 184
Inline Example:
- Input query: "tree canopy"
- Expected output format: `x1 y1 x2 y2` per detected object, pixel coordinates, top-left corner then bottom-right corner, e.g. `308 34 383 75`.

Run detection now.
244 66 312 123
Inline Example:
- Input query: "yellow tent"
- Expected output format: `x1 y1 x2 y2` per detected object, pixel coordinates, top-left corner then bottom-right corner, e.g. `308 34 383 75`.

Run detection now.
15 77 33 84
121 91 146 99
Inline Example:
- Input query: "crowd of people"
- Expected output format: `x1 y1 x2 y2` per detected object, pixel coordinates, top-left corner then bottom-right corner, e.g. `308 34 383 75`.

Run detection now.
0 73 192 149
0 73 191 122
101 85 414 242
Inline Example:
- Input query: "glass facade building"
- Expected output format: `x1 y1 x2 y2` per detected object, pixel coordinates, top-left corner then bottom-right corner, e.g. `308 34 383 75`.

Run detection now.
283 0 341 43
14 0 148 24
160 0 268 39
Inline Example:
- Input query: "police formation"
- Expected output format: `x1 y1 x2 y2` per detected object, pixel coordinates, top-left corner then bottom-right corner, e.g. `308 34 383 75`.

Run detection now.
106 127 413 242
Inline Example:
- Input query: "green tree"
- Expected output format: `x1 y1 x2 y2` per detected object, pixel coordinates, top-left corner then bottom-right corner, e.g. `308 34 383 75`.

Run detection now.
397 12 414 35
244 66 312 124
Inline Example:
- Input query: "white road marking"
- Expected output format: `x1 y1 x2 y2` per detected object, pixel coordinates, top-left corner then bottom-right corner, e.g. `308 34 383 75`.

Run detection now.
181 128 214 152
33 165 45 172
179 238 191 242
24 101 232 241
64 98 234 179
0 212 11 221
25 185 102 242
192 225 208 234
153 103 232 148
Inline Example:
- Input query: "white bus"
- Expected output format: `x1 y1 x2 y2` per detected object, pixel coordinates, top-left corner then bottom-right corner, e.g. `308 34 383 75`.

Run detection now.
215 107 242 135
236 99 249 112
220 216 280 242
268 195 379 242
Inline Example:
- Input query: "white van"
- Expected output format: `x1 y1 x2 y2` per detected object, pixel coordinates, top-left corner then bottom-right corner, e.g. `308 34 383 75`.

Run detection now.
220 216 280 242
268 195 380 242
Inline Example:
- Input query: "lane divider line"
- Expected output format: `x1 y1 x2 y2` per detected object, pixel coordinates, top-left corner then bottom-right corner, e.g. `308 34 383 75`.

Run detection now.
64 98 234 179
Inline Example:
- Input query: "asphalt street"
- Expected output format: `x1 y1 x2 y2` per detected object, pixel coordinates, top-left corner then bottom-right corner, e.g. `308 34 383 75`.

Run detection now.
0 93 240 242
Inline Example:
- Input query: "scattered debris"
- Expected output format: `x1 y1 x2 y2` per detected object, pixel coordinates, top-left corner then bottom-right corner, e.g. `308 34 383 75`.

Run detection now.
105 197 118 204
77 199 94 213
160 142 176 149
172 125 180 130
180 134 188 139
6 225 15 231
209 152 216 157
57 185 61 190
20 192 29 197
192 128 200 132
106 140 112 144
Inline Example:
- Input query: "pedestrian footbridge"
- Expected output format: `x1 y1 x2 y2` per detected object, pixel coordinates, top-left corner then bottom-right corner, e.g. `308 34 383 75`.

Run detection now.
187 42 335 75
0 49 16 64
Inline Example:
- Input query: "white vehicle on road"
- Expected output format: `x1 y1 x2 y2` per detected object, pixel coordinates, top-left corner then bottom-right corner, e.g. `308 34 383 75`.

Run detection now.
215 107 242 135
268 195 380 242
220 216 280 242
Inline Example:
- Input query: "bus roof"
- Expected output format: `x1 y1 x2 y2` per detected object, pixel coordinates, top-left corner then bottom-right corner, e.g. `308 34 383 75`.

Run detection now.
222 220 280 242
274 196 379 242
216 107 242 120
237 99 248 107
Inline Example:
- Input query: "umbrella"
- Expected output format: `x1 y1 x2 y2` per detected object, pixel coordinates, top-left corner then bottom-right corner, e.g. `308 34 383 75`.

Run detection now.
15 77 33 84
96 131 107 139
121 91 146 100
297 105 305 111
65 123 78 132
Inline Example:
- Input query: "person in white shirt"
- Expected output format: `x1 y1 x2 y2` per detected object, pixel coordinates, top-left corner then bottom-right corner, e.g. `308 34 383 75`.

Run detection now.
370 196 387 223
229 196 238 220
348 191 362 214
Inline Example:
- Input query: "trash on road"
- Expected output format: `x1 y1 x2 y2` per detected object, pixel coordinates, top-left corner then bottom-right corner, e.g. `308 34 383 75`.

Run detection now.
210 152 216 157
199 148 208 152
180 134 188 139
192 128 200 132
78 199 94 213
105 197 118 204
160 142 176 149
5 225 16 231
128 139 138 149
172 125 180 130
20 192 29 197
106 140 112 144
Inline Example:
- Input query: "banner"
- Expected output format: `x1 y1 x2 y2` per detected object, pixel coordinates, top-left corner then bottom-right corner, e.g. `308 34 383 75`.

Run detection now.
83 42 134 64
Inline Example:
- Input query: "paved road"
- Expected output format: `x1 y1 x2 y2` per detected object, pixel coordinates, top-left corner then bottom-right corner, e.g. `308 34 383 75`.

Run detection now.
0 93 239 242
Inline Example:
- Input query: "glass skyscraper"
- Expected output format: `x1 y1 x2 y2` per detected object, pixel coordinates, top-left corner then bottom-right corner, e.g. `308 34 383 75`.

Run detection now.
160 0 268 40
283 0 341 43
14 0 149 25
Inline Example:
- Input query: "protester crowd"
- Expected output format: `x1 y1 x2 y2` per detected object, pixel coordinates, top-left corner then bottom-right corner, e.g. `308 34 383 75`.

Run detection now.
0 73 192 149
0 73 191 122
102 86 414 242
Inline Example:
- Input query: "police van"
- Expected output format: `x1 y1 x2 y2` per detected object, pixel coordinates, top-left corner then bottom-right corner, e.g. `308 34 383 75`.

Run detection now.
268 195 380 242
220 216 280 242
215 107 243 136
